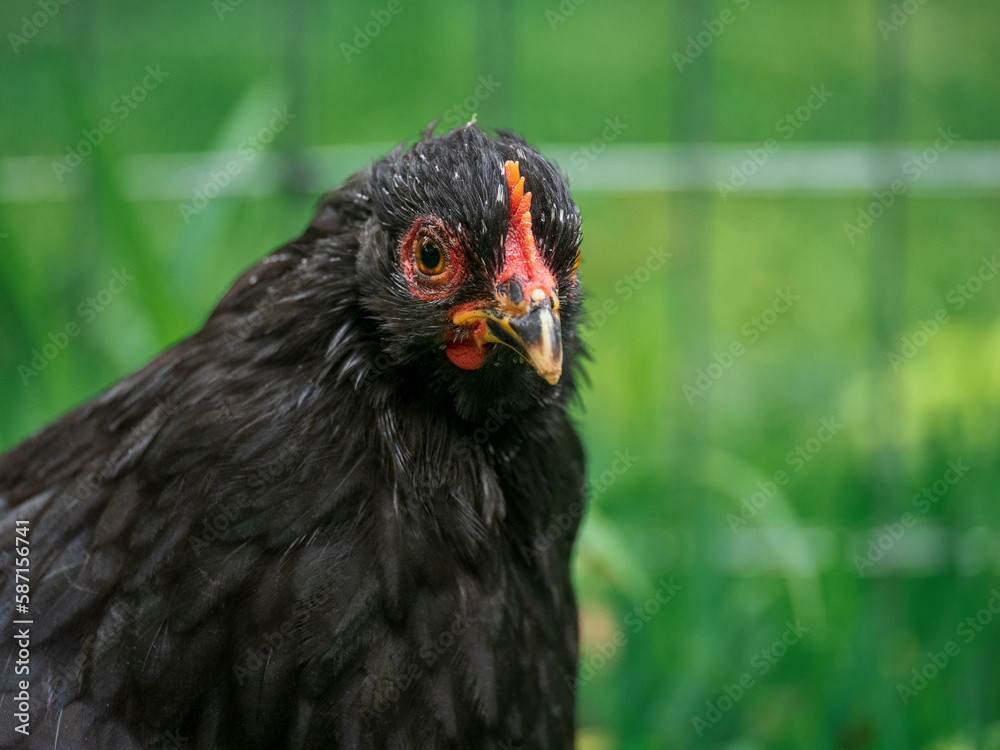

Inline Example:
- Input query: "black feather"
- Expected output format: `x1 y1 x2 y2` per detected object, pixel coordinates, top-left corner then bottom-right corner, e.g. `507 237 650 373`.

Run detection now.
0 124 586 749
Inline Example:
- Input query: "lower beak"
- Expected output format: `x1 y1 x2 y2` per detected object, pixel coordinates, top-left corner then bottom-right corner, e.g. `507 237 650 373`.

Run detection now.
454 299 563 385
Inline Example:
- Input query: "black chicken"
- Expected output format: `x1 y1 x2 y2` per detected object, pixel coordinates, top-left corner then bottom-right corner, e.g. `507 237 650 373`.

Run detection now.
0 124 586 749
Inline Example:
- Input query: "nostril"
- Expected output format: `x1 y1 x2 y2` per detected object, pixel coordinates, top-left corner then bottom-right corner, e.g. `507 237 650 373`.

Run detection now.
498 279 524 305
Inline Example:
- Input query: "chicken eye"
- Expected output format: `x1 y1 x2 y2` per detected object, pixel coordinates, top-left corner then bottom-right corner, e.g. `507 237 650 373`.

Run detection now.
417 239 445 275
400 218 465 300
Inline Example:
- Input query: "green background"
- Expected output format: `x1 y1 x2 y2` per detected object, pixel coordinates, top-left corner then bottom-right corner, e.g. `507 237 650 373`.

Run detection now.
2 1 999 747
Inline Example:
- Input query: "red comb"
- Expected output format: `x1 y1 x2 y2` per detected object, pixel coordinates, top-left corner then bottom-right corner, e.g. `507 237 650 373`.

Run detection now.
499 160 554 299
503 160 536 257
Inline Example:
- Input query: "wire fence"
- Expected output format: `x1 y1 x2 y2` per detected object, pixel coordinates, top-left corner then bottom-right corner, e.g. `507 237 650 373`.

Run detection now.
5 142 1000 203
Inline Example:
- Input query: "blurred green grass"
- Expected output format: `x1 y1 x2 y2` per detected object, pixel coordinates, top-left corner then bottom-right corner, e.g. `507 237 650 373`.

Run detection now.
2 1 1000 748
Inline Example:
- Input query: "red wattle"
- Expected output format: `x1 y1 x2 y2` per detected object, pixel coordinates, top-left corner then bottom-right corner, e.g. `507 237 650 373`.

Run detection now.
446 340 489 370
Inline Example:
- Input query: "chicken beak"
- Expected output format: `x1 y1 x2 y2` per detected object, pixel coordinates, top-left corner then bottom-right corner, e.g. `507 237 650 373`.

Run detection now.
453 291 563 385
486 302 563 385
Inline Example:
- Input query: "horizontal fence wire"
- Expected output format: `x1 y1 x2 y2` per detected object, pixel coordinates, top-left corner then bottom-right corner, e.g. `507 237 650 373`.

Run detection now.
614 524 1000 577
3 142 1000 203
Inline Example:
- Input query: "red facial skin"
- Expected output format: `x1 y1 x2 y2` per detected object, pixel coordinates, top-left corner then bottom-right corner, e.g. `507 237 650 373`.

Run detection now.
400 161 559 372
400 217 484 368
400 217 467 301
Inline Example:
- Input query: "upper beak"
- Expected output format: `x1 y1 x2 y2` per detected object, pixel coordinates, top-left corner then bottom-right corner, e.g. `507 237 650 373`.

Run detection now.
453 286 563 385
